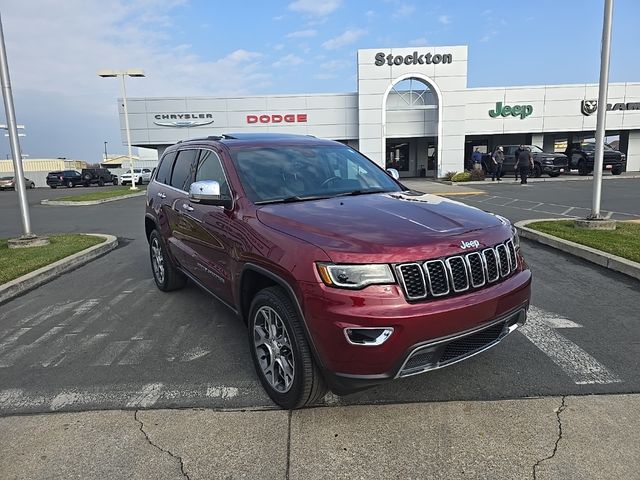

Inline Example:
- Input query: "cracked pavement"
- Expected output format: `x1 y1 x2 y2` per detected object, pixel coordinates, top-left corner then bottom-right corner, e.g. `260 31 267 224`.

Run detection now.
1 394 638 479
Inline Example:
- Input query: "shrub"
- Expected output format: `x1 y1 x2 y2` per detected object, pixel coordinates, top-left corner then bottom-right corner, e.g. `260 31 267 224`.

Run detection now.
443 171 457 181
451 171 472 182
470 169 485 181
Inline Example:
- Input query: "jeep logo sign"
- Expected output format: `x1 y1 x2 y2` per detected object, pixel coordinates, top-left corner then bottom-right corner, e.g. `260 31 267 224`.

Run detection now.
246 114 307 124
489 102 533 119
460 240 480 250
374 51 453 66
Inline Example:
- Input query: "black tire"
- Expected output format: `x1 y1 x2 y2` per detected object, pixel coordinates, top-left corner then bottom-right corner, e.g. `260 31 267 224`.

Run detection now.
611 165 623 175
248 286 327 409
533 163 542 178
98 178 105 187
83 173 92 181
149 230 186 292
30 183 35 189
578 159 589 176
50 186 57 189
548 172 561 178
113 178 118 186
66 180 74 188
83 182 90 187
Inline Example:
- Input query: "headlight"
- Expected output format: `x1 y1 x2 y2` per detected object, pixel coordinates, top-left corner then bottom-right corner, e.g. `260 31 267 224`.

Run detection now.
511 225 520 250
317 263 395 289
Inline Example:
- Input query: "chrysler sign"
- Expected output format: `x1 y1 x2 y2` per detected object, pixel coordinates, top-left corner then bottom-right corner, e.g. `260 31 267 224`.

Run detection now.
154 113 214 127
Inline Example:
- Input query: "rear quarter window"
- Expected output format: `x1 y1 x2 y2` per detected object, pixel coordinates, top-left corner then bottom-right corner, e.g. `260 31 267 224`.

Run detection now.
155 151 176 184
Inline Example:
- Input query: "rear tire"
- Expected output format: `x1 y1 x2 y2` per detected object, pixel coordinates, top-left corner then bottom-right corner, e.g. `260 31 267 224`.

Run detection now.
50 186 57 189
611 165 623 175
30 183 35 189
578 159 589 176
66 180 74 188
149 230 186 292
248 286 327 409
98 178 105 187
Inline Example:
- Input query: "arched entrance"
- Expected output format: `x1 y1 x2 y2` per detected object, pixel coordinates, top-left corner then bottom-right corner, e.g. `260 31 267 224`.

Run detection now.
381 74 442 178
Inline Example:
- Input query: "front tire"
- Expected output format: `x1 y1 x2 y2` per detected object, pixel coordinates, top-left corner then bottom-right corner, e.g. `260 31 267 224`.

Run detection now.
578 159 590 176
248 287 327 409
533 164 542 178
149 230 186 291
548 172 561 178
611 165 623 175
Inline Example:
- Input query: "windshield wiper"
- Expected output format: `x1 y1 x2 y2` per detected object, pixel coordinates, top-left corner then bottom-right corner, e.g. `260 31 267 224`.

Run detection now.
255 195 331 205
334 188 390 197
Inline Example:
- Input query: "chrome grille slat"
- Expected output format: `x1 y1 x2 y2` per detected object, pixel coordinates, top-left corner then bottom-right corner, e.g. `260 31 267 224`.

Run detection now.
396 239 517 301
445 256 469 292
424 260 450 296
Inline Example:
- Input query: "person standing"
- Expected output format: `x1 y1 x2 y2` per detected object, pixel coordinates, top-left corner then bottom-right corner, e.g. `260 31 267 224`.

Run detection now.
471 147 483 172
491 146 504 181
513 144 525 181
514 146 534 184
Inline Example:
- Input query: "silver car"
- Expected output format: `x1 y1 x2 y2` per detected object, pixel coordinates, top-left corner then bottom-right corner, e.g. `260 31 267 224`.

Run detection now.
0 176 36 190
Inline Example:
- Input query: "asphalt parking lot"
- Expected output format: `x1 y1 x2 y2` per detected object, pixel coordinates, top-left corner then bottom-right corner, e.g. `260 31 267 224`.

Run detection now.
0 181 639 415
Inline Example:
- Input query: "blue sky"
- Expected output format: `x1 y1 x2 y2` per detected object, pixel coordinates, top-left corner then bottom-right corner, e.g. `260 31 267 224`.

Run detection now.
1 0 639 161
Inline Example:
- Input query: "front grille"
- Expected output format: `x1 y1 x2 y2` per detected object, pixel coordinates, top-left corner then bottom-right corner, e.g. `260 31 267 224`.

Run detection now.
439 322 505 363
554 157 567 166
396 239 517 301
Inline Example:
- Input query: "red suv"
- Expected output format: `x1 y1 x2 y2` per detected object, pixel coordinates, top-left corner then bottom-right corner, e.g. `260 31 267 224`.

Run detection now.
145 133 531 408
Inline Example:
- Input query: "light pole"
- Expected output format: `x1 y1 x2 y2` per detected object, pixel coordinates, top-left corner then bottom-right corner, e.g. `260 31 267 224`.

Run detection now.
103 141 108 163
98 69 145 190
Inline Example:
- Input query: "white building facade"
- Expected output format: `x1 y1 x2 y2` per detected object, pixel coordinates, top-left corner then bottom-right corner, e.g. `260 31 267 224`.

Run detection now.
118 45 640 177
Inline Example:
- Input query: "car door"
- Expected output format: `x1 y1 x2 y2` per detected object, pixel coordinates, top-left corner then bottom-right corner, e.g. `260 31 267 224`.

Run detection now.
501 146 515 173
178 148 234 304
163 149 198 270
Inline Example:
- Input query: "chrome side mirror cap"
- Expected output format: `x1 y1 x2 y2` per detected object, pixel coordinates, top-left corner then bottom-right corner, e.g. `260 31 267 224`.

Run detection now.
189 180 231 208
386 168 400 180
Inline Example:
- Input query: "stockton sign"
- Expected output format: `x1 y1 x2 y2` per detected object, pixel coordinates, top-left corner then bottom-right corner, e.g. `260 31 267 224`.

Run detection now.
489 102 533 119
153 113 214 127
246 113 307 124
581 99 640 116
374 51 453 66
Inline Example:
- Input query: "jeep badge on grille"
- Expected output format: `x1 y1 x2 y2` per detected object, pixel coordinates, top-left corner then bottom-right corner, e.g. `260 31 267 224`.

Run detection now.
460 240 480 250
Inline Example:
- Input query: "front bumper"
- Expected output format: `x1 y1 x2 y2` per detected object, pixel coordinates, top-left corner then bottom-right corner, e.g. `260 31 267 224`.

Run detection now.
301 266 531 394
541 163 566 174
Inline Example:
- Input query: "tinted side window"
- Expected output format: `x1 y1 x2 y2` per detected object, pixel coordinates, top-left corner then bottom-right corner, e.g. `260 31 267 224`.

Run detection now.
170 149 198 191
156 151 176 185
195 149 230 197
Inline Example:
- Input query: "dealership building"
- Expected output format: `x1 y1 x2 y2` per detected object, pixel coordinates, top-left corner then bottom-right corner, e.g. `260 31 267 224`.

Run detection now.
118 45 640 177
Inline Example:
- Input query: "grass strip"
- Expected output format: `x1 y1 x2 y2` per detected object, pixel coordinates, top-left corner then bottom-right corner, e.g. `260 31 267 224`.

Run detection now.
55 186 145 202
0 234 104 284
526 220 640 264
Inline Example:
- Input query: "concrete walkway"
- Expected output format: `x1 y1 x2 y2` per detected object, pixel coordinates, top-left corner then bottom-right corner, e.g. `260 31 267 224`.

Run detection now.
1 393 638 479
401 178 485 196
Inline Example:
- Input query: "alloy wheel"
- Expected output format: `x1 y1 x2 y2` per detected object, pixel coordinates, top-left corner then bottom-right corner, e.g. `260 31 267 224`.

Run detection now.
253 306 295 393
150 237 165 284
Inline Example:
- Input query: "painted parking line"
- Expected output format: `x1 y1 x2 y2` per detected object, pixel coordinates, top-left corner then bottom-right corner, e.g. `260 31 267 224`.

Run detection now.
520 307 622 385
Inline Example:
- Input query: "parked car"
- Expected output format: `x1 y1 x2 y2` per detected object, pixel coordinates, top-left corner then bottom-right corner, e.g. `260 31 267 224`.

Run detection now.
145 133 531 408
501 145 569 177
564 141 626 175
0 176 36 190
46 170 83 188
81 168 118 187
120 168 152 185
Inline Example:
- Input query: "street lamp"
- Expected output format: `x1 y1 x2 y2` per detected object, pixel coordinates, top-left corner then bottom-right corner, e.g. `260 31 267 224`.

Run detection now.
103 141 108 163
98 69 145 190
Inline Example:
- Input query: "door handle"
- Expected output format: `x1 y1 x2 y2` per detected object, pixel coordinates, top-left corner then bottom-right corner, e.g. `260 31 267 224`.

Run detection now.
182 203 194 212
157 192 166 199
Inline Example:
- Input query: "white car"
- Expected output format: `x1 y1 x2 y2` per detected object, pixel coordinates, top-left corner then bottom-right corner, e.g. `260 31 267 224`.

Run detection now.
120 168 152 185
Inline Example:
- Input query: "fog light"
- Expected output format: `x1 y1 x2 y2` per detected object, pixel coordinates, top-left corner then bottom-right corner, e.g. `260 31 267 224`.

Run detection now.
344 327 394 346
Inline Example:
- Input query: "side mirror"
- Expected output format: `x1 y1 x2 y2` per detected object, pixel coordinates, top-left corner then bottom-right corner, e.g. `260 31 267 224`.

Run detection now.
386 168 400 180
189 180 231 208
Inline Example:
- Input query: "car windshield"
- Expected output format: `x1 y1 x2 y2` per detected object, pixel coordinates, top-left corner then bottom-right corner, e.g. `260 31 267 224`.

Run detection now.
0 176 12 180
529 145 544 153
230 145 402 204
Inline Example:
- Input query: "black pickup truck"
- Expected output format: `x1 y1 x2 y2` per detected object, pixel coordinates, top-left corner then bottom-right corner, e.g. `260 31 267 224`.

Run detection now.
500 145 569 178
565 142 626 175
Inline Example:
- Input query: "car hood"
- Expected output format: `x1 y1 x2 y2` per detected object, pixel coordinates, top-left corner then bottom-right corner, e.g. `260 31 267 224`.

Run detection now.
256 192 512 263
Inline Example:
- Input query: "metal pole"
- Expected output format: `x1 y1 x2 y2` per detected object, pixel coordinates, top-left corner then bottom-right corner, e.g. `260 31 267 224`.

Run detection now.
589 0 614 219
120 74 137 190
0 13 32 236
104 141 108 162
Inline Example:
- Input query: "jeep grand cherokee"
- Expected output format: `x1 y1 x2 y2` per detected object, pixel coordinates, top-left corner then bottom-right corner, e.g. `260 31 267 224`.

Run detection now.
145 133 531 409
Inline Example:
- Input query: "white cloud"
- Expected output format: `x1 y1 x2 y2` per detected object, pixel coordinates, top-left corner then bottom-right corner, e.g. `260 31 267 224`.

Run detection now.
408 37 428 47
322 28 367 50
480 29 499 42
394 4 415 17
286 29 317 38
273 43 285 51
314 73 337 80
438 15 451 25
320 59 350 71
272 54 304 68
288 0 341 16
365 10 376 18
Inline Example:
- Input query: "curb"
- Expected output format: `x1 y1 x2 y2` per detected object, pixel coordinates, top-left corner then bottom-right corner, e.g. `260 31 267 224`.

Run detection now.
41 191 145 206
447 174 640 186
0 234 118 305
432 191 486 196
515 219 640 282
